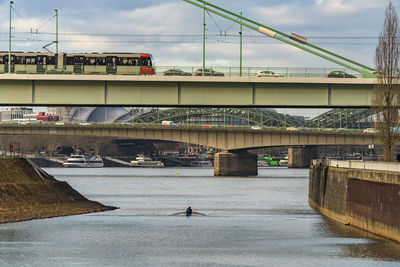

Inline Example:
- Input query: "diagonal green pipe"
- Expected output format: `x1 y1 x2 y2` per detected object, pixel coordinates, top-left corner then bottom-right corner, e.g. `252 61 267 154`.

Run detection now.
184 0 375 77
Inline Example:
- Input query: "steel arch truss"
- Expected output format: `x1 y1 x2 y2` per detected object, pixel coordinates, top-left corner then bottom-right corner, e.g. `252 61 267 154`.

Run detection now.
304 108 373 129
132 108 302 127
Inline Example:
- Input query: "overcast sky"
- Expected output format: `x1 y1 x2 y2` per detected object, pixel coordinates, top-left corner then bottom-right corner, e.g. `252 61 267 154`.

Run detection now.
0 0 395 117
0 0 392 68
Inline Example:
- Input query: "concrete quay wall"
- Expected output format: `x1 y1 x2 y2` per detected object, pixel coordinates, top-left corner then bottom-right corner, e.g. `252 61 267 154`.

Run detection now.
309 160 400 243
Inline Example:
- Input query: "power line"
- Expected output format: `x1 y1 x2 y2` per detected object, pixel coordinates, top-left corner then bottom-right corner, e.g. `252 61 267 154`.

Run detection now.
0 31 382 39
0 39 379 45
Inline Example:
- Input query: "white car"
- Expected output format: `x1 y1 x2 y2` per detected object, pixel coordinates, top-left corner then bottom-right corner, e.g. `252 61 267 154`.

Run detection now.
55 121 65 125
363 128 378 134
256 70 283 77
286 127 299 131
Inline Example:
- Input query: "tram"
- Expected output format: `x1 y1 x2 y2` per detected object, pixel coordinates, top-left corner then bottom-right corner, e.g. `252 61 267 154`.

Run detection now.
0 52 155 75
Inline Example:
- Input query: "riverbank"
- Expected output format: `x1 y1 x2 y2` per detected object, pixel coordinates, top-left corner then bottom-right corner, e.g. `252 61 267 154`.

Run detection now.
0 157 117 224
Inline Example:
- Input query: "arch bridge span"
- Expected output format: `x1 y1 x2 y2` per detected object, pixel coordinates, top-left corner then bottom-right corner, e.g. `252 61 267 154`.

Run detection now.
0 124 379 151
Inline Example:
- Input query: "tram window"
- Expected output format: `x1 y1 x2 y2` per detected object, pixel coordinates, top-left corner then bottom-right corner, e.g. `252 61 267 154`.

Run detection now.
15 56 26 64
48 57 55 65
66 57 73 65
26 57 36 64
96 57 106 65
73 56 85 65
139 58 151 66
0 57 3 64
37 56 47 65
127 58 138 66
106 57 117 66
86 57 96 65
94 57 106 66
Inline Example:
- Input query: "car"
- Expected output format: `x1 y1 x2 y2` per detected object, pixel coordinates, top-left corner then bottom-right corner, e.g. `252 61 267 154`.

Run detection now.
256 70 283 77
286 127 299 131
55 121 65 125
363 128 378 134
79 122 91 126
327 71 356 78
163 68 192 76
251 125 262 130
194 68 224 76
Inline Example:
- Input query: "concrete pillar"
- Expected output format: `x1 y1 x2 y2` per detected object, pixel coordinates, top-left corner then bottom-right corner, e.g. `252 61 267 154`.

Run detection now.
214 151 257 176
288 146 317 168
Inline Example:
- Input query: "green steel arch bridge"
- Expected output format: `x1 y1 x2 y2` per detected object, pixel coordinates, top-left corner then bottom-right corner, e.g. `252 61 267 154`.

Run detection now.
132 107 373 129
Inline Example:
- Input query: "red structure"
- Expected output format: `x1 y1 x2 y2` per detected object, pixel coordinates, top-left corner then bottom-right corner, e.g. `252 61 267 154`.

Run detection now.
36 112 59 122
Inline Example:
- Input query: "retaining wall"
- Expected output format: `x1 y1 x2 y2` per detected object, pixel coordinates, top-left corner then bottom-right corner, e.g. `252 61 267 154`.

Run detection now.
309 160 400 243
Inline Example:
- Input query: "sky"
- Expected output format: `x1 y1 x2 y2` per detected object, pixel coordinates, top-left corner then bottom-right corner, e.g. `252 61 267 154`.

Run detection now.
0 0 395 117
0 0 392 68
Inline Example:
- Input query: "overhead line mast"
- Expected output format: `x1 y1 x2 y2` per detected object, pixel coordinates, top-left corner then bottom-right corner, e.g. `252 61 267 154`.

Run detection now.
182 0 376 78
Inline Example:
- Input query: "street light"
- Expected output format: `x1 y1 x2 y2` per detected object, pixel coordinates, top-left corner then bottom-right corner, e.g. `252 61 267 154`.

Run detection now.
8 1 14 74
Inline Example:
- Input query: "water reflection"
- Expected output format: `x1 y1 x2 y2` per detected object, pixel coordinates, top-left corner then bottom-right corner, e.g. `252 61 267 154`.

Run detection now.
315 216 400 261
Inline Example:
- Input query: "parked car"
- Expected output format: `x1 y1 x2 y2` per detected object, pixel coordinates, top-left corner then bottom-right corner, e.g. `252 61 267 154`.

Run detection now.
55 121 65 125
163 68 192 76
327 71 356 78
251 125 262 130
256 70 283 77
194 68 224 76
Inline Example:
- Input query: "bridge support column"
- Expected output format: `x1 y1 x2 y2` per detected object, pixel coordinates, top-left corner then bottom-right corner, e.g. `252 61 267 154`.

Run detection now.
214 151 257 176
288 146 317 168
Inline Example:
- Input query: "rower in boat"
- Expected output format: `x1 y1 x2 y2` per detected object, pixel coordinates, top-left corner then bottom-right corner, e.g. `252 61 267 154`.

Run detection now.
170 207 206 216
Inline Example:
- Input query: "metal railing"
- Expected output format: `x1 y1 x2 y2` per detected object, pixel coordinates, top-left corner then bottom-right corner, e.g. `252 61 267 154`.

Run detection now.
0 64 364 78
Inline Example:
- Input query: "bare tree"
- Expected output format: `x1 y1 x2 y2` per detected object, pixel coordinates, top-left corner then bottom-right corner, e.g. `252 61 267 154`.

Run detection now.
372 1 400 162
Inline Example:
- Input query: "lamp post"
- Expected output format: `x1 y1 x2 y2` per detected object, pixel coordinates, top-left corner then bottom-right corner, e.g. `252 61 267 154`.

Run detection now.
239 12 242 77
55 9 58 54
202 4 206 76
8 1 14 74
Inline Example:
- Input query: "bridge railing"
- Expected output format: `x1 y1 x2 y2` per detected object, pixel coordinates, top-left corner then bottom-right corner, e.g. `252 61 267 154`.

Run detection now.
0 121 370 132
0 64 363 78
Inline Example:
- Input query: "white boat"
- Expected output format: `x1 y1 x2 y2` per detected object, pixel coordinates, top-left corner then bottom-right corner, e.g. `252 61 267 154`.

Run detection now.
279 157 288 166
130 155 164 167
63 154 104 168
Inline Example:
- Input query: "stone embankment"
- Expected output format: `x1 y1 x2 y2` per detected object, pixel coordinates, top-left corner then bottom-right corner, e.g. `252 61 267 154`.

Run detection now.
309 160 400 243
0 157 116 224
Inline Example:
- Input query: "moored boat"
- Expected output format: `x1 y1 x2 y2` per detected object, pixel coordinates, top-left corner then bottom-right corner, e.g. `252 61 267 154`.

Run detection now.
130 155 164 167
63 154 104 168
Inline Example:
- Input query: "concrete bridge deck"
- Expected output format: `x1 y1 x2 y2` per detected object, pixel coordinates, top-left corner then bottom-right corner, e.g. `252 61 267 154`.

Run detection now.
0 124 379 151
0 74 374 107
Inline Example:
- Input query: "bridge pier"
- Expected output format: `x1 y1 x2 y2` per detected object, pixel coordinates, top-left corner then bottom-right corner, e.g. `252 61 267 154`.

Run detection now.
214 151 257 176
288 146 317 168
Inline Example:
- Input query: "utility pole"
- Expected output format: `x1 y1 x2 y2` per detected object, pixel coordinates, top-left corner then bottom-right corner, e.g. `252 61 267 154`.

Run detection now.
55 9 58 54
239 11 242 77
202 4 206 76
8 1 14 74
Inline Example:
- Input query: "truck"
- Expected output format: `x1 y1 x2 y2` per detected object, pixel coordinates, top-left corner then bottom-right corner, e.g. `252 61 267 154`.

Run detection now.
161 121 177 127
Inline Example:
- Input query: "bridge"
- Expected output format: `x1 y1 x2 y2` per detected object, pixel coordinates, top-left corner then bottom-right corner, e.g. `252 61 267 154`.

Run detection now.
0 123 379 175
132 107 373 129
0 74 374 107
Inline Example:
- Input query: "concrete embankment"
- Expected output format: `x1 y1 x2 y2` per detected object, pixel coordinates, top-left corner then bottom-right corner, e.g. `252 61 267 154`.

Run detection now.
0 157 117 224
309 160 400 243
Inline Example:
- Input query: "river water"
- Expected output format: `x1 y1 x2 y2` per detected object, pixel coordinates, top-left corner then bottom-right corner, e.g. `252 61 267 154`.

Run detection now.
0 167 399 266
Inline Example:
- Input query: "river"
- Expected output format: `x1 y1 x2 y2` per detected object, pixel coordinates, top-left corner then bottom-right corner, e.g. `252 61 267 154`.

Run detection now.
0 167 399 266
